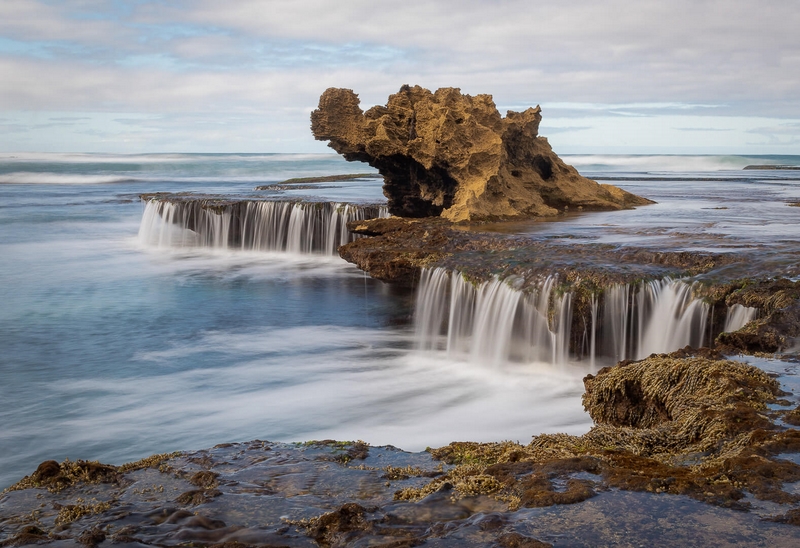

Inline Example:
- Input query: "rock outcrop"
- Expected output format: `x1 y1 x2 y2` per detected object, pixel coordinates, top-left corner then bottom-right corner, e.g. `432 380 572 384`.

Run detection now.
311 85 653 222
398 349 800 511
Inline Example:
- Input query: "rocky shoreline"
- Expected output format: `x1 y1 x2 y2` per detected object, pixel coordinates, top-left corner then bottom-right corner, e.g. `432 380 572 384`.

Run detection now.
4 88 800 545
2 348 800 546
7 190 798 545
340 216 800 356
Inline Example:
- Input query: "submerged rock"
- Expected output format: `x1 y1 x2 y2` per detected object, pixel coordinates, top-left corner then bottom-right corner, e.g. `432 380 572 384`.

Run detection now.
311 85 653 222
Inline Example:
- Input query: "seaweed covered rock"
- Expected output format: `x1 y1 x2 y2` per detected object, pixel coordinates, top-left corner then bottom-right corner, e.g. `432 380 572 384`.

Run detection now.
311 85 653 222
397 351 800 511
716 279 800 353
582 355 780 458
339 216 735 288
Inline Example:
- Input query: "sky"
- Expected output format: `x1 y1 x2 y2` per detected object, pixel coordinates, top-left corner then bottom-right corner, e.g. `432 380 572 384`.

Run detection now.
1 0 799 154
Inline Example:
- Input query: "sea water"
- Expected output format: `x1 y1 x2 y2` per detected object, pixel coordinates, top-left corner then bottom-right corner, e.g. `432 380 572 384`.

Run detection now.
1 153 799 489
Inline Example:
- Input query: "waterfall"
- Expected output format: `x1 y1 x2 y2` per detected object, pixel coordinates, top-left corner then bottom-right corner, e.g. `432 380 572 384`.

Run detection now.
602 284 631 362
138 198 389 254
724 304 758 332
413 268 451 351
413 268 571 367
414 269 712 368
632 278 709 359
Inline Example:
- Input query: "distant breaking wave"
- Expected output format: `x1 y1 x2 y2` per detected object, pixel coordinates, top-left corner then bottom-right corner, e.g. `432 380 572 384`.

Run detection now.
0 172 139 185
564 154 800 173
0 152 339 164
0 172 366 185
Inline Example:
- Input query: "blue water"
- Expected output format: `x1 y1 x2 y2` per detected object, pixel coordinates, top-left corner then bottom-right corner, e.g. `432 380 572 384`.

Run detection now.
1 153 799 490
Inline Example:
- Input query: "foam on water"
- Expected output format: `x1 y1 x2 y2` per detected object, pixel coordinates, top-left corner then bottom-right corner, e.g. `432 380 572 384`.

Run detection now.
414 268 712 367
2 152 799 491
565 154 800 173
0 172 139 184
3 323 589 480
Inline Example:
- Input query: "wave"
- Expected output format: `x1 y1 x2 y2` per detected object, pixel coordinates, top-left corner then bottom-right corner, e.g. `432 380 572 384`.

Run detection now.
0 152 339 164
0 172 340 185
564 154 800 173
0 172 140 184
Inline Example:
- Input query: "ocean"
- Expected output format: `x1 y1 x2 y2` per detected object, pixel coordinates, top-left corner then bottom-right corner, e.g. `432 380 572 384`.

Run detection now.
1 152 799 490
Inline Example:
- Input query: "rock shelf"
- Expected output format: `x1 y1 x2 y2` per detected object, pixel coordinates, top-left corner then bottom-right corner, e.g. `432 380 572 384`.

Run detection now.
3 349 800 546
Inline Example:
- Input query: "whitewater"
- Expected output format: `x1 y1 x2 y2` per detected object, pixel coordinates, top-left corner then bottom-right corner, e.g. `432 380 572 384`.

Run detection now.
1 152 799 490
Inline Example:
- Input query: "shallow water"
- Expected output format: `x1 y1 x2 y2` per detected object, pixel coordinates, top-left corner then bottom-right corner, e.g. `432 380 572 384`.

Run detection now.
1 153 799 490
471 172 800 250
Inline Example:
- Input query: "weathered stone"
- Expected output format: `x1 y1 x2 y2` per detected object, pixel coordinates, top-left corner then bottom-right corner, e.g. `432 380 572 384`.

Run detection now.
311 85 653 221
716 280 800 353
399 349 799 511
339 216 735 287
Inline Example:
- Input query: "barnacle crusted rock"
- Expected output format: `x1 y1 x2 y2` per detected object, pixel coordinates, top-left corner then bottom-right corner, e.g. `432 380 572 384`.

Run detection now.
311 85 653 222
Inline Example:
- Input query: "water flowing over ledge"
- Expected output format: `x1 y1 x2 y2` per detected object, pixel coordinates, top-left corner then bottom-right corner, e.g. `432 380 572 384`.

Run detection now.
725 303 759 333
414 267 759 367
138 197 389 254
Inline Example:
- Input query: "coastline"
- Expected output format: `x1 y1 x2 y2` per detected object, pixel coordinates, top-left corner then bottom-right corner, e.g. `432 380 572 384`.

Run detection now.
3 349 800 546
3 155 800 545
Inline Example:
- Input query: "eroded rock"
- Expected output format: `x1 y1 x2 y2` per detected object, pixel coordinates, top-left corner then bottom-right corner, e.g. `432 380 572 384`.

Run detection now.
311 85 653 222
339 216 734 288
397 349 799 511
3 383 800 545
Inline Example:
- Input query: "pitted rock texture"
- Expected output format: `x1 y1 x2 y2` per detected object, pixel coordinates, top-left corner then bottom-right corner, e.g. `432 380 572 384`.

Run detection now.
311 85 653 222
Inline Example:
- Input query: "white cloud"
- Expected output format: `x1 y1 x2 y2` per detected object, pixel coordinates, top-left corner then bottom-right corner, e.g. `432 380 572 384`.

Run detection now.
1 0 800 152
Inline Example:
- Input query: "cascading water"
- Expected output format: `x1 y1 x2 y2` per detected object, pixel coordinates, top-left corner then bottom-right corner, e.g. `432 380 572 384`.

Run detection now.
602 284 631 362
631 278 709 359
414 268 713 368
724 303 758 332
138 198 389 254
414 268 572 367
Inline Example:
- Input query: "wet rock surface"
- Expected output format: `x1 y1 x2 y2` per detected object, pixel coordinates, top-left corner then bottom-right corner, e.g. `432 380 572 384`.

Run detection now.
339 216 738 288
394 349 800 511
3 353 800 546
311 85 652 222
339 216 800 355
716 280 800 354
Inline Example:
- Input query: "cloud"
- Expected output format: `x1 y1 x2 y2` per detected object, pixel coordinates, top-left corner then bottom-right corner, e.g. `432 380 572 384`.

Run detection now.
746 122 800 145
2 0 800 152
0 121 29 133
538 126 592 135
675 127 734 132
48 116 91 121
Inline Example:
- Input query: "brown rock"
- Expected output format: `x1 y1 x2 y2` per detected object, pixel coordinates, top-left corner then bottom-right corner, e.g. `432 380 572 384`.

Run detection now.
717 301 800 353
32 460 61 481
306 503 374 546
582 355 780 440
311 85 653 222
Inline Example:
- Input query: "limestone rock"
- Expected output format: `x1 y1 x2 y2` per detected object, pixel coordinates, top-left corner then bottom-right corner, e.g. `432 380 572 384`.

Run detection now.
311 85 653 222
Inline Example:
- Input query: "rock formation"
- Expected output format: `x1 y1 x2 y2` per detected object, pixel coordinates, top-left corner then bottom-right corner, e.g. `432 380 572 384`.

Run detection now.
5 351 800 545
311 85 653 222
397 349 800 511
